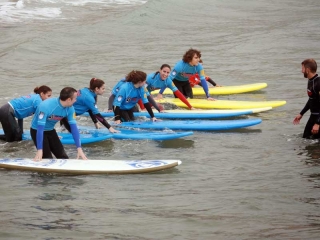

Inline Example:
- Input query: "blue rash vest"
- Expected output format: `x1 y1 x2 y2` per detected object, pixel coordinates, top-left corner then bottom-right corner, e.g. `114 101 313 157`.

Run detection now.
31 97 77 131
111 78 127 95
113 82 149 110
73 88 99 115
164 60 210 97
146 72 178 93
8 94 42 119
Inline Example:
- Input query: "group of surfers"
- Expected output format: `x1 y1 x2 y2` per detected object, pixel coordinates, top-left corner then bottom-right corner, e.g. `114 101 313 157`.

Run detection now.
0 48 221 161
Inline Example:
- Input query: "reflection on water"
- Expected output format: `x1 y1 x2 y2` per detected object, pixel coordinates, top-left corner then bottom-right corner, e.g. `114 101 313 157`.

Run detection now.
304 144 320 165
28 173 86 187
158 139 194 148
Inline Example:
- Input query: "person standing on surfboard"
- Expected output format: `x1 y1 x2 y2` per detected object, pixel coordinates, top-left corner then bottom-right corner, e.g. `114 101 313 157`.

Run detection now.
189 59 221 88
113 70 158 123
145 64 194 110
60 78 118 133
157 48 215 100
30 87 87 161
0 85 52 142
293 59 320 139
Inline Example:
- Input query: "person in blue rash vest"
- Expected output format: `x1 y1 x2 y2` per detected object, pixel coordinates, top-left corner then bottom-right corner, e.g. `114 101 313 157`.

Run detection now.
60 78 118 133
0 85 52 142
113 70 158 123
108 77 160 112
145 64 193 109
158 48 215 100
293 59 320 139
30 87 87 161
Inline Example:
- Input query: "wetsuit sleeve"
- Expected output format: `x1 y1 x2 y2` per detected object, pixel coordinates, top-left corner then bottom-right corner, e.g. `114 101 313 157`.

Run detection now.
198 67 210 98
144 103 155 118
300 100 310 116
174 90 192 109
114 106 121 121
94 113 111 129
108 94 115 110
147 95 160 112
88 110 98 123
206 77 217 86
138 99 145 110
70 123 81 148
36 125 45 150
159 87 166 94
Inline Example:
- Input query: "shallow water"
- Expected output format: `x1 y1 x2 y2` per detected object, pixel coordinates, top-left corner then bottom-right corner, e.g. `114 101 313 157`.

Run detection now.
1 0 320 239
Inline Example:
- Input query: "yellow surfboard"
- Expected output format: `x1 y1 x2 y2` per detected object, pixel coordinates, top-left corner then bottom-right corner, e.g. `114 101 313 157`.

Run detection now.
156 98 286 109
151 83 268 96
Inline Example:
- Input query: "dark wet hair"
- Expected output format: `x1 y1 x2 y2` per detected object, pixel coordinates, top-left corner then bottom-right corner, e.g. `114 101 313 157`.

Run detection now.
125 70 147 84
182 48 202 63
302 59 317 73
33 85 52 94
153 64 171 79
89 78 105 90
60 87 77 101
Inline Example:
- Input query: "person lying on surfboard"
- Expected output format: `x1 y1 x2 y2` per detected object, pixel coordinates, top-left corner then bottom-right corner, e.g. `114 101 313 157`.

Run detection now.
113 70 158 123
144 64 194 110
189 59 221 88
0 85 52 142
157 48 215 100
60 78 118 133
31 87 87 161
108 77 162 113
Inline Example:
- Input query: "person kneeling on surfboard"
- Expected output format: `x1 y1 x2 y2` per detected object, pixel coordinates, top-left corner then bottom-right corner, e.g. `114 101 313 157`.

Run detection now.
157 48 215 100
30 87 87 161
143 64 194 110
60 78 118 133
108 77 161 113
113 70 158 123
0 85 52 142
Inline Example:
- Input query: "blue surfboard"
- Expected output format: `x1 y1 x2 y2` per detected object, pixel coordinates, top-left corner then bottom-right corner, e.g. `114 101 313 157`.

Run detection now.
78 127 194 140
81 108 270 119
110 119 262 131
0 130 112 144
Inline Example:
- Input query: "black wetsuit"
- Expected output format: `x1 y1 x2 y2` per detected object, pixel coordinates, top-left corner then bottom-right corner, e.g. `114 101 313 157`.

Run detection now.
300 74 320 139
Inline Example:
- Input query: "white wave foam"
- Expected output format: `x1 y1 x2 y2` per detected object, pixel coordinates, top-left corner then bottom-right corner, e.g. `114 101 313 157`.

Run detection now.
0 0 147 23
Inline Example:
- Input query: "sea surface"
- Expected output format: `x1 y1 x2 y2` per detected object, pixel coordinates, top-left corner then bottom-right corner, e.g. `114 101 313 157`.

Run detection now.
1 0 320 239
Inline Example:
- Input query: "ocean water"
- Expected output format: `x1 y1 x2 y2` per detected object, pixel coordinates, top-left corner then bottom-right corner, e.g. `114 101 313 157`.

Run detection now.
0 0 320 239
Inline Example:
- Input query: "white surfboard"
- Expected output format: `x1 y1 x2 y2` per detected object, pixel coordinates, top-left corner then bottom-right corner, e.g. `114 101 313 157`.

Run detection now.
0 158 181 174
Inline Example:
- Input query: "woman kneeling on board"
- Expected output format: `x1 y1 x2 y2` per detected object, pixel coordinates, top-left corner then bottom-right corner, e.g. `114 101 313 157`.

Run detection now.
30 87 87 161
0 85 52 142
60 78 118 133
158 48 215 100
113 70 158 123
145 64 194 110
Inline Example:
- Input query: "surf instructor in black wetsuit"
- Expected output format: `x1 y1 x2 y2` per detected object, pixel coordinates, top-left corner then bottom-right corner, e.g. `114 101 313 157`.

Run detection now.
293 59 320 139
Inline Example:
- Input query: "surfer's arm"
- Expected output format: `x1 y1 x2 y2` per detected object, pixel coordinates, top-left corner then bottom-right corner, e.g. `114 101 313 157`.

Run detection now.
173 90 192 109
36 125 45 150
94 113 118 133
206 76 217 86
108 94 115 111
88 110 98 124
147 95 161 112
158 87 166 95
300 100 310 116
114 106 121 121
144 102 155 118
70 123 81 149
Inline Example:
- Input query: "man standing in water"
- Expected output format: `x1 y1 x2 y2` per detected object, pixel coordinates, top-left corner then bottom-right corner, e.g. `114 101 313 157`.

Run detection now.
293 59 320 139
